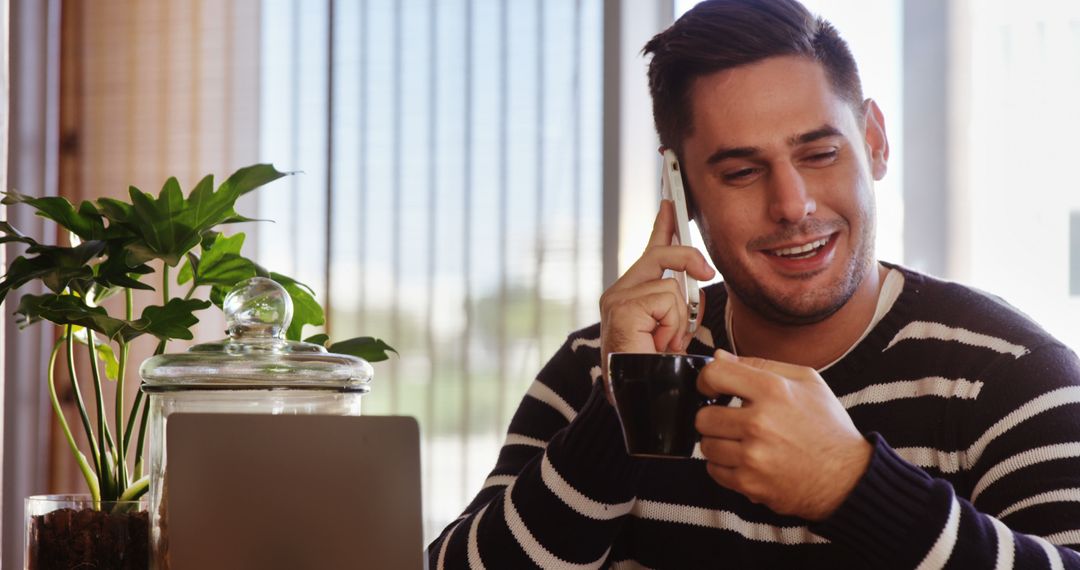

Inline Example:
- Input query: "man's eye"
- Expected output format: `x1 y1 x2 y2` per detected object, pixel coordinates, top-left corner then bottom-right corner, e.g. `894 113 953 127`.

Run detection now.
723 168 758 183
806 150 839 164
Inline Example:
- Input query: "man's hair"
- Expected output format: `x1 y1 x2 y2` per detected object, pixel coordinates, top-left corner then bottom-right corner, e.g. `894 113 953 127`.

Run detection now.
643 0 863 152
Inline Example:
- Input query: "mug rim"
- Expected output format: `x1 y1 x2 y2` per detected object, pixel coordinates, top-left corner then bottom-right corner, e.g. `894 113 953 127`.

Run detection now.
607 352 714 361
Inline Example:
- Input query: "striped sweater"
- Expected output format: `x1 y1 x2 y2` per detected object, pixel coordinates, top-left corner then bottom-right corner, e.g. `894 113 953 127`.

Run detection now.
428 264 1080 568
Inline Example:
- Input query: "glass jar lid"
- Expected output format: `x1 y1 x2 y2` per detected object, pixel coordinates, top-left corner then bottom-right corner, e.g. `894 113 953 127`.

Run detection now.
140 277 372 392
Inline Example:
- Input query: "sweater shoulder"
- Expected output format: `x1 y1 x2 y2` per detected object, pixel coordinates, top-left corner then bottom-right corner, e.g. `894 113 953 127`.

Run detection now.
890 265 1064 353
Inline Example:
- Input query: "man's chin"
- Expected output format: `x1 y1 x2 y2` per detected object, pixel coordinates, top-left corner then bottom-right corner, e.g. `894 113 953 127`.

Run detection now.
732 271 861 326
757 295 848 326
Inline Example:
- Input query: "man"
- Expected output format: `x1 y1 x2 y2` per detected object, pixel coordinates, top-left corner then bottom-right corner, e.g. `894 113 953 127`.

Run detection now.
428 1 1080 567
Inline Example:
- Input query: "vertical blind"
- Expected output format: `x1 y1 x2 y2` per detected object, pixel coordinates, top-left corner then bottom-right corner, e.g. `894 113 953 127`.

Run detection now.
257 0 604 539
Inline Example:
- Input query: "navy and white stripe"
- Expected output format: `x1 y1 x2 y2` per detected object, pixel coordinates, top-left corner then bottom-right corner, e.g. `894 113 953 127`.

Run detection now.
428 264 1080 568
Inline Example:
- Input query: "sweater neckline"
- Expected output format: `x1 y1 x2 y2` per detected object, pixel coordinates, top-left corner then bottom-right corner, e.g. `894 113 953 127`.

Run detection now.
693 261 920 380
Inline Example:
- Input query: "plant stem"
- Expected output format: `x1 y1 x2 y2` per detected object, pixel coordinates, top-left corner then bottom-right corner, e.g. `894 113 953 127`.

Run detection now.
123 390 143 457
118 475 150 502
66 325 101 477
163 263 170 303
133 396 151 479
115 290 132 491
49 337 101 503
158 264 172 356
86 331 117 500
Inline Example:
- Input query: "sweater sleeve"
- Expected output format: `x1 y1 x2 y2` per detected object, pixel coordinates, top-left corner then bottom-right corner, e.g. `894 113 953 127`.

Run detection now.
814 344 1080 569
426 332 642 569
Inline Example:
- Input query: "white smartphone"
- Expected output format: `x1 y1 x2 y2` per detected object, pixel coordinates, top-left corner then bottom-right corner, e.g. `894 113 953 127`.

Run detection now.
660 149 701 335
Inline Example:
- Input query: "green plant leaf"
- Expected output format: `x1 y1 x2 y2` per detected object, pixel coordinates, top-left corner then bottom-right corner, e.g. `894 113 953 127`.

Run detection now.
187 165 288 230
209 284 229 308
218 164 291 199
27 241 107 292
14 293 128 339
1 191 108 240
86 284 121 307
92 242 155 292
94 197 135 225
177 252 197 285
122 180 199 266
269 272 323 341
14 293 212 343
123 298 213 342
327 337 397 362
93 165 289 268
195 233 258 287
0 241 105 304
303 333 330 347
0 220 39 246
219 214 268 224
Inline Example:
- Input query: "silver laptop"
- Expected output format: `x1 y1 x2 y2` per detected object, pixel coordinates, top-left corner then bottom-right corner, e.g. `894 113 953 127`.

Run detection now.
165 413 424 570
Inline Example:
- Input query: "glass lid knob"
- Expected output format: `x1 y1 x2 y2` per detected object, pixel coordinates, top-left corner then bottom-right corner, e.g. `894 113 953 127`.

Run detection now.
223 277 293 339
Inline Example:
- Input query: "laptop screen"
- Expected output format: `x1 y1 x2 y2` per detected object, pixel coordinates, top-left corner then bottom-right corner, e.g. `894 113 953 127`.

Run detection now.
165 413 424 570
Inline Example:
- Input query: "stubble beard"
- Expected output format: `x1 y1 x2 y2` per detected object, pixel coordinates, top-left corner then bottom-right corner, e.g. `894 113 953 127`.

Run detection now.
716 217 877 327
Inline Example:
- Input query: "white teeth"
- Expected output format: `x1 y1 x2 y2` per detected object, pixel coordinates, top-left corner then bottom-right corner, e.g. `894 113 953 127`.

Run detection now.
771 237 829 257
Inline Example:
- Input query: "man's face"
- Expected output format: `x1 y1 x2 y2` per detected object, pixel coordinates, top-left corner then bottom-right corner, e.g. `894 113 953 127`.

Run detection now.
680 55 888 325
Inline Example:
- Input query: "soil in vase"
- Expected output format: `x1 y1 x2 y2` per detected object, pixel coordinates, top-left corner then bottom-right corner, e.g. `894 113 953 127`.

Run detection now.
27 506 149 570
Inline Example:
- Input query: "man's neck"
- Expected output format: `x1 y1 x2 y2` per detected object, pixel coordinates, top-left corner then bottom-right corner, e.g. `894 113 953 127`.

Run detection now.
727 263 887 369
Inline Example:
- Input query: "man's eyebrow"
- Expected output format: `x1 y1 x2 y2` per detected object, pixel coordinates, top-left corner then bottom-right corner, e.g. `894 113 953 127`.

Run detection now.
704 125 844 166
705 146 758 165
789 124 844 146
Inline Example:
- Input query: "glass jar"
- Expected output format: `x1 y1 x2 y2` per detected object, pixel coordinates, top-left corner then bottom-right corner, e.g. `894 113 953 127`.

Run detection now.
25 494 149 570
139 277 372 568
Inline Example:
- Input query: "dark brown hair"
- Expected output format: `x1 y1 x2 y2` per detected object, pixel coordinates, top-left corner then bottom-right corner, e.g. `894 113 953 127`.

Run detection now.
643 0 863 152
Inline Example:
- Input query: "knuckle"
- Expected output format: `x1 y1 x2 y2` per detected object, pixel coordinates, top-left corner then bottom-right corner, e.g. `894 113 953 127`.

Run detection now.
706 462 730 485
740 442 767 469
743 413 769 439
698 436 716 458
738 477 769 505
695 407 717 433
758 376 790 400
600 289 624 313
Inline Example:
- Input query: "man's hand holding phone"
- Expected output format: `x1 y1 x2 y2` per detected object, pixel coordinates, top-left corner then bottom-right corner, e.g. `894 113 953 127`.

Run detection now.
659 149 702 335
599 151 716 396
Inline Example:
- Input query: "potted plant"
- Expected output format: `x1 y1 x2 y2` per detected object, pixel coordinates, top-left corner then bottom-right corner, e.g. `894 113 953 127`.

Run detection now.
1 164 394 569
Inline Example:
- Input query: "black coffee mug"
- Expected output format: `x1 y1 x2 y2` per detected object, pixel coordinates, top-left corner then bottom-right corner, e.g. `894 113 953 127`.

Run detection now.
607 352 715 458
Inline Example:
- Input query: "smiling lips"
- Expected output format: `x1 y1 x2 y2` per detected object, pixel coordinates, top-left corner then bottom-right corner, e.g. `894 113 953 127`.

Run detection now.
768 236 832 260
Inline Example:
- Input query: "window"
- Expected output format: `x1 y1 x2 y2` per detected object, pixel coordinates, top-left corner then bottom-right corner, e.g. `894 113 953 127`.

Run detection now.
949 0 1080 348
257 0 604 539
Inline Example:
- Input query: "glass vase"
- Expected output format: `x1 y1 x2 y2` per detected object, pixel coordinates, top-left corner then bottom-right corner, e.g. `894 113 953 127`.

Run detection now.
25 494 149 570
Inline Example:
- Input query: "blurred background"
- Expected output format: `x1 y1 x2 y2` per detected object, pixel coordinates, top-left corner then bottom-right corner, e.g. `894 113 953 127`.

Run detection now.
3 0 1080 564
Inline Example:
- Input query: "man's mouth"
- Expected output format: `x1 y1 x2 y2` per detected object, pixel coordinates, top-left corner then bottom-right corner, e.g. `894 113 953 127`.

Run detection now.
767 236 831 260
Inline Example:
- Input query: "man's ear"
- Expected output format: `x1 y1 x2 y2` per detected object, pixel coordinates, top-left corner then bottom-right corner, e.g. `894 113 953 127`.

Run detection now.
863 99 889 180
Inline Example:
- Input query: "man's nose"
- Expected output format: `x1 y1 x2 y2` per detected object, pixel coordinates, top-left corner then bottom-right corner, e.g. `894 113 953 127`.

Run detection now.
766 163 816 223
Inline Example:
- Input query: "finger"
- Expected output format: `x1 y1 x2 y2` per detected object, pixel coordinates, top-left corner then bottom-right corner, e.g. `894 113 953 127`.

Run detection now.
696 350 784 401
704 461 739 492
646 199 677 248
602 278 689 342
678 286 708 351
607 278 692 354
605 290 687 354
609 245 714 294
732 351 818 381
698 436 742 468
602 277 688 318
694 405 748 439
